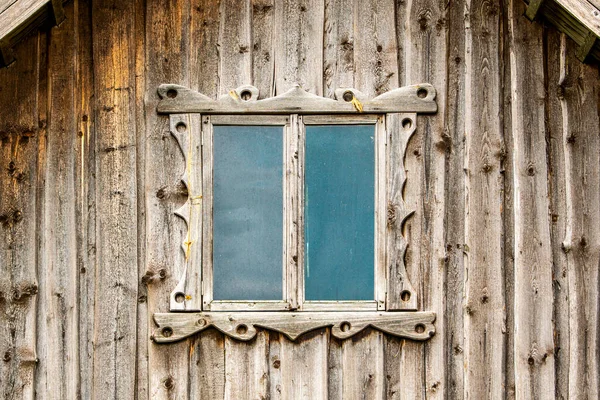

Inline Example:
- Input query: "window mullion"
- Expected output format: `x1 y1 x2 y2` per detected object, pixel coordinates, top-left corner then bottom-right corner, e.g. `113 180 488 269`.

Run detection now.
284 114 303 310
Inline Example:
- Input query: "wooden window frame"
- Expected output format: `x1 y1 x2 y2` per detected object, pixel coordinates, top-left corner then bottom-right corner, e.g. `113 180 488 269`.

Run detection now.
153 83 438 343
202 114 387 312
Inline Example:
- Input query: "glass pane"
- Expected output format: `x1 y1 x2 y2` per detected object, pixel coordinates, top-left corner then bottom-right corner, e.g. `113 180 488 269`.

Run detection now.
213 125 283 300
304 124 375 301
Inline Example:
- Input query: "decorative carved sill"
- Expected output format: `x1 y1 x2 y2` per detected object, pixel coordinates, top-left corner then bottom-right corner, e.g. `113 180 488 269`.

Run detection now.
153 312 436 343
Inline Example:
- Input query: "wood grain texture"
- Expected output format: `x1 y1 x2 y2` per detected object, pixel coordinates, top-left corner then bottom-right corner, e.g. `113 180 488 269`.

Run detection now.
273 0 324 95
188 1 227 396
36 3 79 398
559 29 600 400
444 0 467 396
133 0 148 396
462 0 506 398
0 0 599 398
218 0 252 96
0 29 39 400
252 0 276 99
143 0 191 398
91 0 139 396
508 1 556 397
545 31 569 400
395 0 448 397
323 0 353 98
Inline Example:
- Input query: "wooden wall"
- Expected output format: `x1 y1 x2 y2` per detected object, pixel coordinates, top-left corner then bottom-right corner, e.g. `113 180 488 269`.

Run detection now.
0 0 599 398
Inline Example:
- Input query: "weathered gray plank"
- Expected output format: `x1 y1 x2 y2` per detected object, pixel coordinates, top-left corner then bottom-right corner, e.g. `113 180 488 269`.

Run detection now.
91 0 139 396
501 3 516 397
189 329 226 400
444 0 467 396
133 0 148 397
0 29 40 400
143 0 192 396
224 331 270 399
277 330 329 400
35 3 80 398
74 0 96 398
560 28 600 400
252 0 275 99
323 0 353 98
461 0 506 398
394 0 448 397
273 0 324 95
353 0 398 96
32 27 48 400
545 31 569 400
218 0 252 96
188 1 226 396
508 1 556 397
341 329 386 400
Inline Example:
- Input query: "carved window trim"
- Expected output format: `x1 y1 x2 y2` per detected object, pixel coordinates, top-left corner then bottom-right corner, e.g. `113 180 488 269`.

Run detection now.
152 83 438 343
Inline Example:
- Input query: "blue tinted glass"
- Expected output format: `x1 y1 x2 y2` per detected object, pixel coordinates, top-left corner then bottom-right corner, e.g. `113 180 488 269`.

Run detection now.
304 124 375 301
213 125 283 300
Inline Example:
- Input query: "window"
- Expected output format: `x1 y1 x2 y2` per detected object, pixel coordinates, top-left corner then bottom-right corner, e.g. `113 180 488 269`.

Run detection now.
153 83 437 343
203 115 386 312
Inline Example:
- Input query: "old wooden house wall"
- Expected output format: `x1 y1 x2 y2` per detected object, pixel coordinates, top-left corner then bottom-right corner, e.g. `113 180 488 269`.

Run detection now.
0 0 599 398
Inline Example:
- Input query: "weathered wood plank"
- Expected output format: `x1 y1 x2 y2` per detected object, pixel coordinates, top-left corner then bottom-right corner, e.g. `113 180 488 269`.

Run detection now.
327 336 343 400
545 31 569 400
0 29 40 400
353 0 398 96
31 27 49 400
278 329 329 400
189 329 226 400
35 3 80 398
323 0 353 98
143 0 192 397
224 331 270 399
133 0 147 397
252 0 275 99
188 1 226 396
395 0 448 397
560 28 600 400
91 0 139 396
273 0 324 95
501 3 516 397
218 0 252 96
508 1 556 397
75 0 96 398
341 329 386 400
557 0 600 37
444 0 467 396
462 0 506 398
0 0 51 42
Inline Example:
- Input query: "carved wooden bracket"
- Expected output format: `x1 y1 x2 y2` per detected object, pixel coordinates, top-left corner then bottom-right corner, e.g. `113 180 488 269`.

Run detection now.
153 311 435 343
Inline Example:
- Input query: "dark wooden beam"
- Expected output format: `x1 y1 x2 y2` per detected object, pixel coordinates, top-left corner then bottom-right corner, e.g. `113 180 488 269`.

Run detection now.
525 0 547 21
576 30 599 62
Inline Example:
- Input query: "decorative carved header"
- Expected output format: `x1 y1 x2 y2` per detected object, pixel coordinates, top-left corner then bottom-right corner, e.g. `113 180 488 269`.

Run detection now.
157 83 437 114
